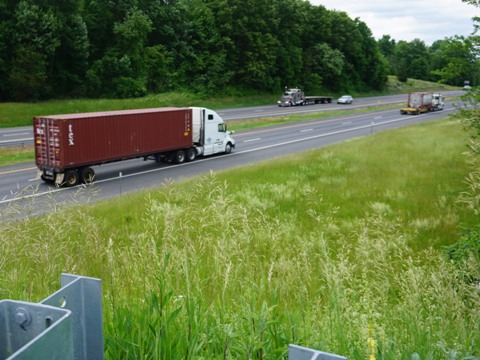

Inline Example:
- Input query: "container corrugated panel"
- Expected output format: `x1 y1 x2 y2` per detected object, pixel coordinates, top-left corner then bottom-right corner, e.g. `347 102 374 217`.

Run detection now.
34 108 192 171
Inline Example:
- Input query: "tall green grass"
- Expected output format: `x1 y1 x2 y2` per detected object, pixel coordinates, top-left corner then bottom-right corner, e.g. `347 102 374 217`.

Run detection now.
0 118 478 359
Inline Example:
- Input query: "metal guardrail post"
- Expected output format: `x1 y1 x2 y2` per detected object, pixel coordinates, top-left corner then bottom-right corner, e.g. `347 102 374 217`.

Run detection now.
289 344 347 360
0 274 103 360
2 274 347 360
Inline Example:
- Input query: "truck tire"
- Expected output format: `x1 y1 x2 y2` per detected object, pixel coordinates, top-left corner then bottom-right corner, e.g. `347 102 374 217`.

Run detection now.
186 148 196 162
41 173 53 183
173 150 186 164
225 143 232 154
81 167 95 184
64 170 80 187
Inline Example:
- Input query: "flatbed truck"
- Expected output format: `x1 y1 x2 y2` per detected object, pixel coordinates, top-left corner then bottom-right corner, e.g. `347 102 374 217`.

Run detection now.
278 88 333 106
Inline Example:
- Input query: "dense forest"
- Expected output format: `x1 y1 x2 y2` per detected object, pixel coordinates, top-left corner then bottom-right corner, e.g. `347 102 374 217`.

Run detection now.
0 0 478 101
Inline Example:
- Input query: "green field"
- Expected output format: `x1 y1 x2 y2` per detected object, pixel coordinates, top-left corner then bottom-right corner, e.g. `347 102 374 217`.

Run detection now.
1 116 478 359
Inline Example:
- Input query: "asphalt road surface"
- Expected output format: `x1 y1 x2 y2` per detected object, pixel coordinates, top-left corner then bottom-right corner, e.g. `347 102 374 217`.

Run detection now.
0 93 464 217
0 91 464 147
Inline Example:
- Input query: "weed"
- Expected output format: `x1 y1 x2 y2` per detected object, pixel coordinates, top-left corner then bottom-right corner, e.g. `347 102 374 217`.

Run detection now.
0 119 478 359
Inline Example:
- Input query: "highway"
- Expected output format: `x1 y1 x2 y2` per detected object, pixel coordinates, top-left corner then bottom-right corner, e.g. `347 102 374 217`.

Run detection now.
0 92 464 217
0 92 464 147
0 126 34 147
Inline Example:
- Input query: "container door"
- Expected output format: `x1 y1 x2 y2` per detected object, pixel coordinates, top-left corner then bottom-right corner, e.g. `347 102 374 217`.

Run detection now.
34 118 61 170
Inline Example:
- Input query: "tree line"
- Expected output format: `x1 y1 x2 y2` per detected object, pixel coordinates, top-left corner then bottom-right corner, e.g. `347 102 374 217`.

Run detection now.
379 34 480 88
0 0 478 102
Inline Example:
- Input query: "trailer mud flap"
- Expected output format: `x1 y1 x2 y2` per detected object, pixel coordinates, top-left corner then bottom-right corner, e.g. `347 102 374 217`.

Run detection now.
55 173 64 185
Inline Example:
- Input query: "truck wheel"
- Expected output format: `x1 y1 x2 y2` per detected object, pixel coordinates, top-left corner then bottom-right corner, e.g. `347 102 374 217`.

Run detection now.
186 148 196 162
174 150 186 164
81 167 95 184
64 170 80 187
225 143 232 154
41 173 53 183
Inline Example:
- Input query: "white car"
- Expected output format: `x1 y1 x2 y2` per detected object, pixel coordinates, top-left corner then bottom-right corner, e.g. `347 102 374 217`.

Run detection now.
337 95 353 104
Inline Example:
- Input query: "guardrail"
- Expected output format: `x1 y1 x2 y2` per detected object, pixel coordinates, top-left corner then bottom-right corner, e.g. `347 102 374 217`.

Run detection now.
0 274 103 359
1 274 346 360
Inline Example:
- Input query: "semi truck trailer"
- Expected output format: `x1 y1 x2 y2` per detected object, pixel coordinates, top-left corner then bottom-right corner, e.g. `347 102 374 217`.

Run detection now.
278 88 333 106
400 92 444 115
34 107 235 187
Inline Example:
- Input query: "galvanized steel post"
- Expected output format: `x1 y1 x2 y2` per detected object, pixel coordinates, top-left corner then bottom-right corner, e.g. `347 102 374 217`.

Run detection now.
288 344 347 360
0 274 103 360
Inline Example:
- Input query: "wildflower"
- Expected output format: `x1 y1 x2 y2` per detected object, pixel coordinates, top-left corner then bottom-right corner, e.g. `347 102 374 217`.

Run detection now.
368 337 377 360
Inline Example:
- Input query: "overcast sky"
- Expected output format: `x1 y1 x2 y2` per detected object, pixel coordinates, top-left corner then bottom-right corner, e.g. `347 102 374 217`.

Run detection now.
310 0 479 44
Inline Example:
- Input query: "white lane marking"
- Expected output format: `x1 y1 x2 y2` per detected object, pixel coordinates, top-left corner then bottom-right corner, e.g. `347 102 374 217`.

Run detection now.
3 132 31 137
0 128 31 133
0 137 33 144
244 138 262 143
342 122 352 125
300 128 314 132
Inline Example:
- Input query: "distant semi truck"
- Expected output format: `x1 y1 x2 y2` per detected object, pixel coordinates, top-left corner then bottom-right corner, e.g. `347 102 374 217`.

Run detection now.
278 88 333 107
34 107 235 187
400 92 444 115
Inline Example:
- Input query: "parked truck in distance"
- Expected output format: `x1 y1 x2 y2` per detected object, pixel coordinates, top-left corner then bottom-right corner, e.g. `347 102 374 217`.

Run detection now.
400 92 444 115
34 107 235 187
278 88 333 107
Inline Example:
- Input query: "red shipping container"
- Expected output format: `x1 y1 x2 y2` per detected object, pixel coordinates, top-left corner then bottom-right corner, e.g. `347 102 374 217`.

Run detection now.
34 108 192 172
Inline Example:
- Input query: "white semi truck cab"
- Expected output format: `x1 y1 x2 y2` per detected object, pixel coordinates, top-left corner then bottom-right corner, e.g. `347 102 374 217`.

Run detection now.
190 107 235 156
